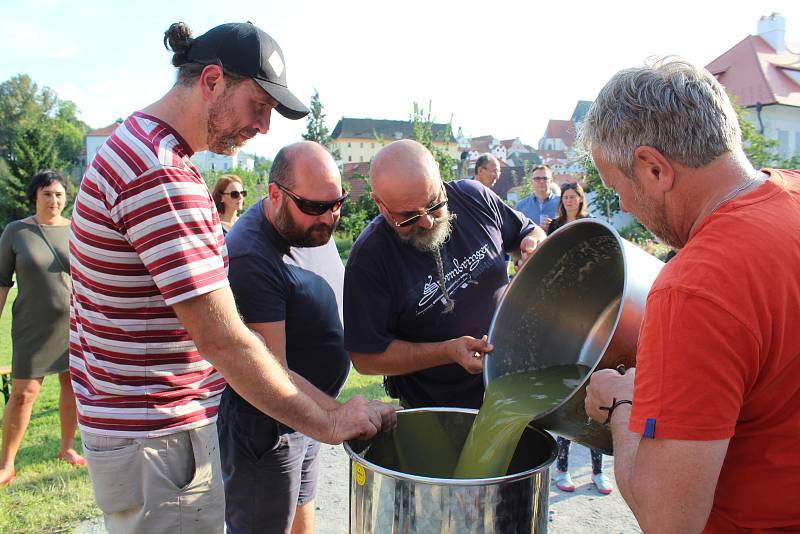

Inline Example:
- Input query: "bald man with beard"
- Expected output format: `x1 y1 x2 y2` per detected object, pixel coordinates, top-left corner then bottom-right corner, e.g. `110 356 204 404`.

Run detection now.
343 140 547 409
219 142 397 534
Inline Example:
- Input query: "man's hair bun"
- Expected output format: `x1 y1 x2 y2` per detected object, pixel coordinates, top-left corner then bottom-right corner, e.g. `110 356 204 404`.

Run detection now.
164 22 194 67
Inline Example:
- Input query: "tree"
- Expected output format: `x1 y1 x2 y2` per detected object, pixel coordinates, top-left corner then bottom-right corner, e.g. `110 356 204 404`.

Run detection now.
734 102 780 169
410 101 458 182
302 89 339 159
0 74 87 227
338 174 379 241
582 156 619 221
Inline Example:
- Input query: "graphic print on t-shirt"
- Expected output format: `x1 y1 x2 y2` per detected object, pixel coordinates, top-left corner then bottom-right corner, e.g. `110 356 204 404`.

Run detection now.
416 242 492 315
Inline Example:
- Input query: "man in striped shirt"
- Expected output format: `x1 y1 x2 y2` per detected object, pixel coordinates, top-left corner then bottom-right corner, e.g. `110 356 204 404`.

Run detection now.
69 22 397 534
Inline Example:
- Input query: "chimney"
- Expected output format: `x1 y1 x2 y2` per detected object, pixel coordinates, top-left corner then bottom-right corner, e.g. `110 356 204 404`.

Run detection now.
757 12 786 54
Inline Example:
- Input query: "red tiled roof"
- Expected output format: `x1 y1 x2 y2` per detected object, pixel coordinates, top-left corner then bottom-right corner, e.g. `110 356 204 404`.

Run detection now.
342 162 371 198
542 120 576 146
706 35 800 107
470 139 491 153
86 120 122 137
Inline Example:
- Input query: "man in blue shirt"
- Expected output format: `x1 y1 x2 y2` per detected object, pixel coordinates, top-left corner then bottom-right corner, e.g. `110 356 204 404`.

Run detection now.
344 140 547 409
219 141 397 534
516 164 561 233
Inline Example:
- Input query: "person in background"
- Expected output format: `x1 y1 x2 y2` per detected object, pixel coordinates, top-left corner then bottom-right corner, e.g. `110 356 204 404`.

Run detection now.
213 174 247 234
0 171 85 487
474 153 501 188
547 183 612 493
547 182 590 235
516 164 560 233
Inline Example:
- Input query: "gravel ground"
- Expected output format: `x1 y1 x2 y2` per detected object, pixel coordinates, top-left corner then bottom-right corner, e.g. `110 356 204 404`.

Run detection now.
76 440 641 533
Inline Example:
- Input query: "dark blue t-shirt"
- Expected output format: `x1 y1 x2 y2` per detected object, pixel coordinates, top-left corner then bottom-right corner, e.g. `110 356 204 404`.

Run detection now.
344 179 535 408
223 200 350 422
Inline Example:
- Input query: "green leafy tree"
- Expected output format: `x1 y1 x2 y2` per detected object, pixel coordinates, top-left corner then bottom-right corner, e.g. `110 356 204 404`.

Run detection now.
0 74 87 226
410 101 458 182
582 156 620 221
302 89 340 159
338 174 378 241
734 102 780 169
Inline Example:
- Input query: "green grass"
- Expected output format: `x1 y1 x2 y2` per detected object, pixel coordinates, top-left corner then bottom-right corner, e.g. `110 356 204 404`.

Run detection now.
0 288 98 533
0 287 390 532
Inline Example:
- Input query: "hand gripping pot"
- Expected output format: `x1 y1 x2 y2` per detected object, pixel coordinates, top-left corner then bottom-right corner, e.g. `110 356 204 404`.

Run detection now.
484 219 664 454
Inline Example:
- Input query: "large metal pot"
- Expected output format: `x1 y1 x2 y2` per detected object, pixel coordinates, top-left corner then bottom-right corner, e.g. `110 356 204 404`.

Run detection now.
484 219 663 454
345 408 557 533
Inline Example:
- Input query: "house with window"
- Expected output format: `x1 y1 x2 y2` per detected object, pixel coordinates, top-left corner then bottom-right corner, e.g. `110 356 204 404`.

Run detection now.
330 117 459 163
706 13 800 159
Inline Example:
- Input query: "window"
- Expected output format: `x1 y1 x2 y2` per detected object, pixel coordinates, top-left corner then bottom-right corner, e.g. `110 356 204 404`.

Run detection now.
360 142 364 148
778 130 789 158
348 155 352 162
360 156 364 162
347 142 351 148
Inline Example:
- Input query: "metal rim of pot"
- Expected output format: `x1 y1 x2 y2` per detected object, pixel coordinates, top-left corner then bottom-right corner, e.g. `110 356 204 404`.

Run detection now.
343 407 557 487
483 218 628 415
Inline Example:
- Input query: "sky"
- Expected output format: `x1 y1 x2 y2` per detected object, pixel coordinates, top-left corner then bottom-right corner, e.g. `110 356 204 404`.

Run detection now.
2 0 799 159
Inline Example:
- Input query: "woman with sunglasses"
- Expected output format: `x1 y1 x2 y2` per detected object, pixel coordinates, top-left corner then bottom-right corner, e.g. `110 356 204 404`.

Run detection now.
212 174 248 235
547 182 590 235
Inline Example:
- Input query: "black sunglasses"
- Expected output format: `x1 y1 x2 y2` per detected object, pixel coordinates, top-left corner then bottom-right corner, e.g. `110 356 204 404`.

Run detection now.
222 190 247 199
381 184 448 228
273 181 349 216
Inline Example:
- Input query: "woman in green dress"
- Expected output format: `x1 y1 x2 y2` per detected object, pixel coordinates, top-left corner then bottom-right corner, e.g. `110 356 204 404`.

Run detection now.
0 171 84 487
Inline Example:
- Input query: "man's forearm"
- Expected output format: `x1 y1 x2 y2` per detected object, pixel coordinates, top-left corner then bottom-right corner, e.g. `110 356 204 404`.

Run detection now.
290 370 341 411
350 339 452 375
609 405 642 508
173 289 335 443
210 333 336 442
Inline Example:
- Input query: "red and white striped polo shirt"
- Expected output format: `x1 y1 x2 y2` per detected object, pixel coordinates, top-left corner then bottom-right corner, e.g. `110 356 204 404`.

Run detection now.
69 112 229 438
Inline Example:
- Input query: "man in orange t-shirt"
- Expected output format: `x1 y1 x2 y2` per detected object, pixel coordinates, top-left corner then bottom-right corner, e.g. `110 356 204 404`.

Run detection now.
581 58 800 533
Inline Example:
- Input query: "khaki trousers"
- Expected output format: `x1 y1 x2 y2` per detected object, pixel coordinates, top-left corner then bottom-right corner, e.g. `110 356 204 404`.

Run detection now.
81 423 225 534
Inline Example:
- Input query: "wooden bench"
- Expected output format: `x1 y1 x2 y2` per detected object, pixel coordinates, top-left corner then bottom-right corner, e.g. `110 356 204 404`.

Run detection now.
0 365 10 404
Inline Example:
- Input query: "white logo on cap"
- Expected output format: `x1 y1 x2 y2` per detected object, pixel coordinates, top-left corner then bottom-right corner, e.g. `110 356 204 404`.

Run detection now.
268 51 285 78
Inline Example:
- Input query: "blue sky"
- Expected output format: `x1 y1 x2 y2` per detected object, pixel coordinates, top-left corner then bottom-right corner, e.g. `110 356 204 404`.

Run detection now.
2 0 799 158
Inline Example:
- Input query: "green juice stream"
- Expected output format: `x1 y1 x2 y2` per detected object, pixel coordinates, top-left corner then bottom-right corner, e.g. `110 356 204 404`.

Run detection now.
453 364 590 479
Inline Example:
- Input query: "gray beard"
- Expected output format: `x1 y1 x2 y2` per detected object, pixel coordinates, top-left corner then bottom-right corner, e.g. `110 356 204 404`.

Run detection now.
397 213 455 252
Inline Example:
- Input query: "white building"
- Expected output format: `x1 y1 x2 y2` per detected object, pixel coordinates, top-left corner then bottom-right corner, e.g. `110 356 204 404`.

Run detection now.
190 151 255 173
706 13 800 159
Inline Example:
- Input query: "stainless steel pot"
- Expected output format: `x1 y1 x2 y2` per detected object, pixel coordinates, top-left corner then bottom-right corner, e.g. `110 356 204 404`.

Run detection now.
345 408 557 533
484 219 664 454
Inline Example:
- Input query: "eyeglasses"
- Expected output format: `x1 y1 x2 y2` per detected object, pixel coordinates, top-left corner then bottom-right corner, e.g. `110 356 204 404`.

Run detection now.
379 184 448 228
532 176 550 182
273 181 349 216
222 190 247 199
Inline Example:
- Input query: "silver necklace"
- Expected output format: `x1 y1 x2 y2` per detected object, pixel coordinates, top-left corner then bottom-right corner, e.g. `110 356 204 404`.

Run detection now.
709 171 766 215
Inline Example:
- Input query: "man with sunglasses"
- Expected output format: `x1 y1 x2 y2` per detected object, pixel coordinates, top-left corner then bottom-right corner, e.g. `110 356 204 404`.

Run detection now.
218 141 370 534
69 22 395 533
344 140 547 410
516 164 561 232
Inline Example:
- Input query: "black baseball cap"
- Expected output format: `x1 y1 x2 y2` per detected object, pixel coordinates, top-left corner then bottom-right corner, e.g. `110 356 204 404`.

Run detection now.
187 22 309 120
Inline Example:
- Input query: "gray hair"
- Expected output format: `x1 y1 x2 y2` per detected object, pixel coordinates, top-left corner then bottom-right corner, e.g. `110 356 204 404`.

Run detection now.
577 57 741 176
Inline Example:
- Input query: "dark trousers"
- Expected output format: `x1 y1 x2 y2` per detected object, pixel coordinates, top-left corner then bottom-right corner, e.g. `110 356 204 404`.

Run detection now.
556 436 603 475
